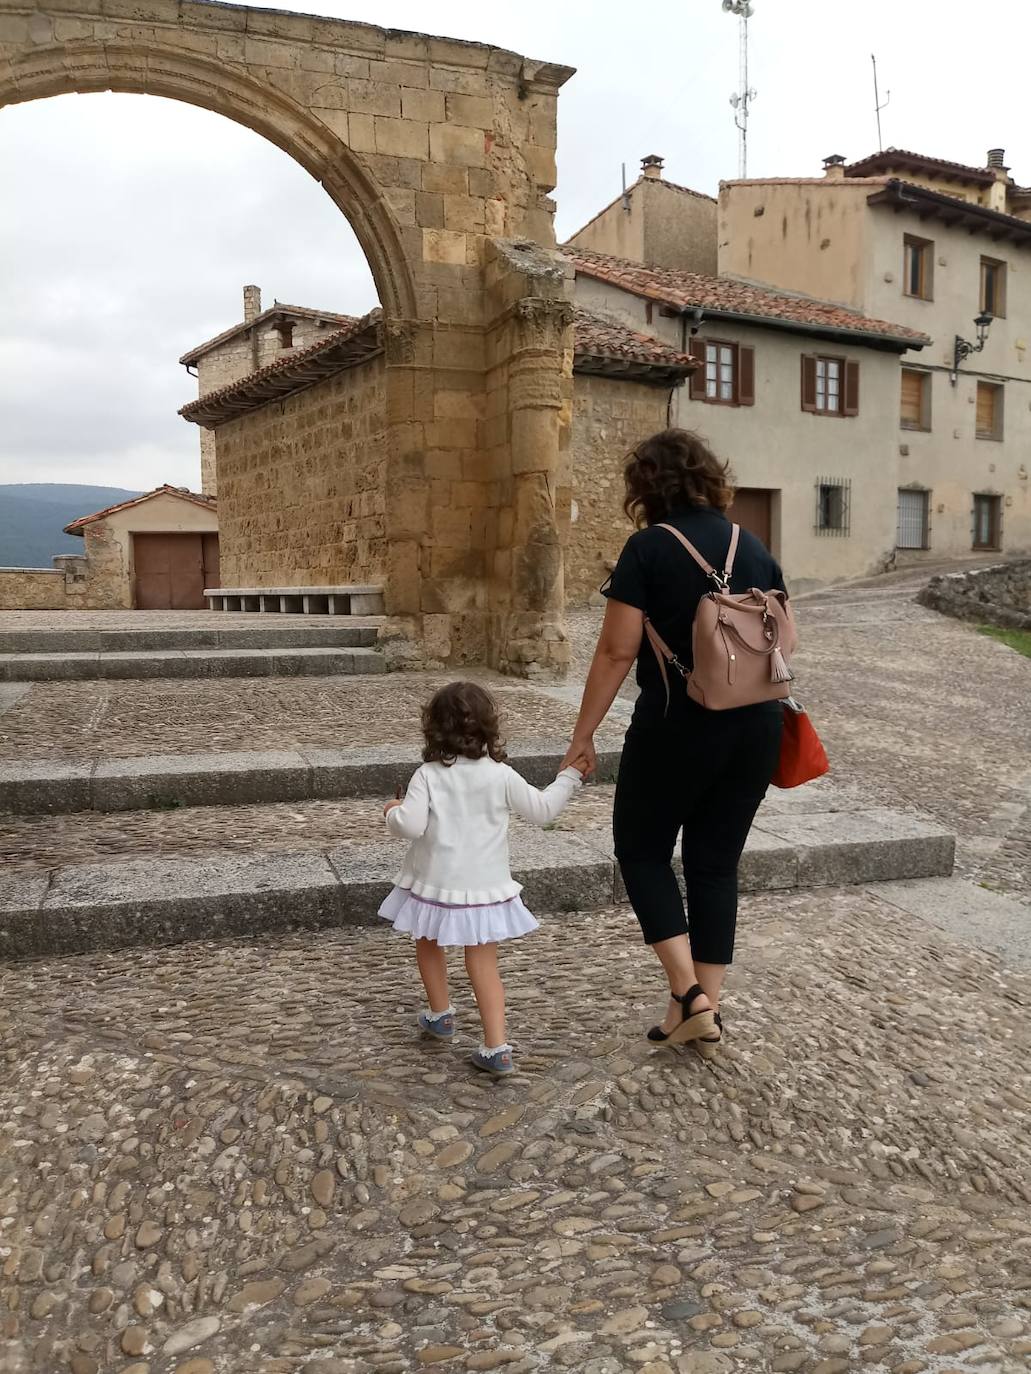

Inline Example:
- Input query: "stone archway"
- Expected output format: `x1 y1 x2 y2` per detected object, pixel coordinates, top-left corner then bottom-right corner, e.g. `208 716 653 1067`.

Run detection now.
0 0 576 674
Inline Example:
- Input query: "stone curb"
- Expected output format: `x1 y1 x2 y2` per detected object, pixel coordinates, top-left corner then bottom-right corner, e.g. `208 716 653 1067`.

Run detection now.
0 626 379 654
0 646 386 683
0 815 955 959
0 746 625 815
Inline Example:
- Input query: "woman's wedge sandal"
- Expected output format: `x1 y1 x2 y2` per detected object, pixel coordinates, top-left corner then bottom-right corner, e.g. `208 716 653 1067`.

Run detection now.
693 1011 723 1060
646 984 717 1046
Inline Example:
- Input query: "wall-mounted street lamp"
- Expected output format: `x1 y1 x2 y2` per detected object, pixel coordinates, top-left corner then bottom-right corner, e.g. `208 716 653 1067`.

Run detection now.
952 311 993 384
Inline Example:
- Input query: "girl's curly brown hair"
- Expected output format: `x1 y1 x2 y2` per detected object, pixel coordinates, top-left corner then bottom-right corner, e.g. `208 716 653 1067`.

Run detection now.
623 428 735 527
422 681 508 766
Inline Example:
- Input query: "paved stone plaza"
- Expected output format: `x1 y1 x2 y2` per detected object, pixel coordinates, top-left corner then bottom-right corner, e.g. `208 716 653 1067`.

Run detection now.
1 572 1031 1372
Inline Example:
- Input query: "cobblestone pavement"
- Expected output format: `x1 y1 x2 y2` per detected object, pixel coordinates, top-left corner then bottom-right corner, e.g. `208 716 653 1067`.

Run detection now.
0 675 622 764
568 571 1031 902
2 889 1031 1374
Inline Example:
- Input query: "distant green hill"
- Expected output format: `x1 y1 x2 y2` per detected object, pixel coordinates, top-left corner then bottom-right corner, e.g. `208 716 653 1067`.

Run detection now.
0 484 142 568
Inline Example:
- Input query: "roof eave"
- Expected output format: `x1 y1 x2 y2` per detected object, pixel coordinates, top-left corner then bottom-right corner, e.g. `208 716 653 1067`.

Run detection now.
867 180 1031 246
699 307 928 352
573 354 694 386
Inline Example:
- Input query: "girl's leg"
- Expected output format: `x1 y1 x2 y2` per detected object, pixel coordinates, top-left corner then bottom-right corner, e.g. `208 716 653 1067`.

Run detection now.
416 938 450 1013
464 943 506 1047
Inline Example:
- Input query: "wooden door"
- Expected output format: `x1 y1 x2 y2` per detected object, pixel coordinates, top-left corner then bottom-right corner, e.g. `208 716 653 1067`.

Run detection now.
202 532 220 592
133 532 208 609
727 487 773 549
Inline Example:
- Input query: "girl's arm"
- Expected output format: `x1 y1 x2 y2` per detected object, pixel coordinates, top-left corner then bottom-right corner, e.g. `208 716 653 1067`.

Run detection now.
385 766 431 839
504 765 583 826
561 598 644 774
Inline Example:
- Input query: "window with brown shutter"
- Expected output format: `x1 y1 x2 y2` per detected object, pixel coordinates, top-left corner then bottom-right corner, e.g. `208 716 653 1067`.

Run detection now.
900 368 930 430
904 235 934 300
976 381 1003 440
688 338 754 406
802 355 857 416
973 494 1002 550
980 257 1007 318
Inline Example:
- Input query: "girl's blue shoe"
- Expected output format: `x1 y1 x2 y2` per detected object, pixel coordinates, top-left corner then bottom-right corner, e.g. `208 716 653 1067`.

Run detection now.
470 1045 515 1076
418 1009 455 1040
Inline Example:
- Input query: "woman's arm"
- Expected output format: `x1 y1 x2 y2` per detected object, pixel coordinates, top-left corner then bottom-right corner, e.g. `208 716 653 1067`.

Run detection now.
561 598 644 775
384 766 431 839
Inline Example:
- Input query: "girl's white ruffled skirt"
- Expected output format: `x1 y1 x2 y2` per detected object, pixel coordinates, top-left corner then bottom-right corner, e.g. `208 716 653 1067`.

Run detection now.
378 885 539 946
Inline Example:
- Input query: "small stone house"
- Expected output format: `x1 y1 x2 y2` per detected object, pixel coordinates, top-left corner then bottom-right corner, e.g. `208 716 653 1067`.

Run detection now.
0 486 219 611
178 306 696 608
180 286 357 498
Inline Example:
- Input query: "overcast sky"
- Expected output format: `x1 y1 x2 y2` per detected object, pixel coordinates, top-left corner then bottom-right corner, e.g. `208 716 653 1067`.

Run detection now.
1 0 1028 492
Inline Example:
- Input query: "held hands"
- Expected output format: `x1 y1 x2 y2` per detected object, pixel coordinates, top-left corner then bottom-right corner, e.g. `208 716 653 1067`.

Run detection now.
383 799 402 817
561 735 597 779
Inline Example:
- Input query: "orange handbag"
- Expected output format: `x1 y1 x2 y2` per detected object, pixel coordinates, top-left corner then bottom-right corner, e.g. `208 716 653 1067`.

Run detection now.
772 698 829 789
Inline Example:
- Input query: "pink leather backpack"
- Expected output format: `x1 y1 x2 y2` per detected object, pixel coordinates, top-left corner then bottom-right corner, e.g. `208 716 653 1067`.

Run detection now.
643 523 798 712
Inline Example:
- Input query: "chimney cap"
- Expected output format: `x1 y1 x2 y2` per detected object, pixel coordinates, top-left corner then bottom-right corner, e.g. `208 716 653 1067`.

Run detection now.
640 154 665 180
987 147 1008 169
823 154 847 168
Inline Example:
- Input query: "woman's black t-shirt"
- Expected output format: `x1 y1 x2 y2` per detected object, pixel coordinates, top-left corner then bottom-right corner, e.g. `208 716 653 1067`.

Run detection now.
603 505 788 727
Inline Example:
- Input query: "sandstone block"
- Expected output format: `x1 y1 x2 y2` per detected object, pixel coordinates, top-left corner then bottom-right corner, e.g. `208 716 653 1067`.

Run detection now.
374 117 429 160
415 191 445 228
430 123 486 168
445 93 494 128
421 163 470 195
422 229 469 266
443 195 486 234
346 112 376 153
348 78 401 117
401 86 445 122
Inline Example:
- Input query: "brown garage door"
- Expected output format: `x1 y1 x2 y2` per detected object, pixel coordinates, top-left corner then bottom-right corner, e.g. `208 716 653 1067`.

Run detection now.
133 532 219 610
727 487 774 549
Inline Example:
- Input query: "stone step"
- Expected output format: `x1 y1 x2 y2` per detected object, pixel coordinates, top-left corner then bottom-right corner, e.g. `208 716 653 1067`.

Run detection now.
0 646 386 683
0 744 623 815
0 624 379 653
0 808 956 959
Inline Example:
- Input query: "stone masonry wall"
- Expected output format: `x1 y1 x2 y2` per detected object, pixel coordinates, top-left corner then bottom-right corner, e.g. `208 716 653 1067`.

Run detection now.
0 570 69 611
216 358 387 589
919 560 1031 630
566 373 670 605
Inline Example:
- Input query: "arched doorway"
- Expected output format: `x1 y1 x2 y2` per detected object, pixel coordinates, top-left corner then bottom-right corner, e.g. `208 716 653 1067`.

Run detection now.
0 2 576 674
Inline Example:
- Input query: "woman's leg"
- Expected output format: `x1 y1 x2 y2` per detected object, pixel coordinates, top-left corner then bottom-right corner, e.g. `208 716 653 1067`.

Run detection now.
464 943 507 1047
614 728 712 1029
681 707 783 1011
415 938 450 1013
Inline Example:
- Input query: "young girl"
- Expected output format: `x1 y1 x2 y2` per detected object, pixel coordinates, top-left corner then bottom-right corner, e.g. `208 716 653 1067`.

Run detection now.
380 681 586 1076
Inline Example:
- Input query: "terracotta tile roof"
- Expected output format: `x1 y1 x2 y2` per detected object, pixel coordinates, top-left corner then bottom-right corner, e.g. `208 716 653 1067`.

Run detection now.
180 311 384 427
572 307 697 382
179 303 359 366
564 245 930 350
845 148 996 185
64 485 216 534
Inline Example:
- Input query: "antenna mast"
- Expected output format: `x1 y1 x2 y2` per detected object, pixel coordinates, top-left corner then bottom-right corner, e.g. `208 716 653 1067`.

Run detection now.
724 1 756 178
871 53 890 152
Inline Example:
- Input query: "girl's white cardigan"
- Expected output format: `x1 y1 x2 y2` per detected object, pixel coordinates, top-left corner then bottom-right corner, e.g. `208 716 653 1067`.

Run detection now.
385 754 582 905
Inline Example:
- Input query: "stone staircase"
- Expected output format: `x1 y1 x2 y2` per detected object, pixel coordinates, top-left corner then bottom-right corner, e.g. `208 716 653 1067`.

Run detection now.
0 617 385 681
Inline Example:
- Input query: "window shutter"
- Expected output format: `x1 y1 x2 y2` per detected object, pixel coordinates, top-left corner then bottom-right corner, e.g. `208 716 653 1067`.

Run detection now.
688 338 706 400
900 369 923 427
800 355 817 412
843 360 860 416
976 382 995 437
737 346 755 406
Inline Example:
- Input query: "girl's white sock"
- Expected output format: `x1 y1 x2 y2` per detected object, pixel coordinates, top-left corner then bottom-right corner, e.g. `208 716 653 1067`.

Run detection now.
479 1043 512 1056
424 1006 454 1022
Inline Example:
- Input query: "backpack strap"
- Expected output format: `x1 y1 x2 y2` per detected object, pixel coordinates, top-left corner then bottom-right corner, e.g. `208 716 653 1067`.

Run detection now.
657 522 739 589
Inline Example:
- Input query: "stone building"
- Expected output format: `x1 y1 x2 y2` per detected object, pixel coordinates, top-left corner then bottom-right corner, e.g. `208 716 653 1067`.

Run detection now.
567 155 717 276
719 149 1031 561
180 287 358 498
566 245 929 590
0 486 219 611
179 305 695 613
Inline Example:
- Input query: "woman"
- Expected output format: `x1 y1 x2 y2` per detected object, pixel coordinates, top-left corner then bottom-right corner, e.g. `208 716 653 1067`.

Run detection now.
561 429 786 1055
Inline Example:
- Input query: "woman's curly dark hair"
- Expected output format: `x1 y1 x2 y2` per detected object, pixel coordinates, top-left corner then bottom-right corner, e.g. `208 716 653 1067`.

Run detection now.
623 428 735 527
421 681 508 766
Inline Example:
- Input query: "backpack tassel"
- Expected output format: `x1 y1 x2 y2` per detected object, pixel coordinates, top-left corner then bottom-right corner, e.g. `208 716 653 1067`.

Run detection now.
770 647 793 684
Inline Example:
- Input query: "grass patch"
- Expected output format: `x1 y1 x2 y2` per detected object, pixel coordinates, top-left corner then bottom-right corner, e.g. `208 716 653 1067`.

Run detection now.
978 625 1031 658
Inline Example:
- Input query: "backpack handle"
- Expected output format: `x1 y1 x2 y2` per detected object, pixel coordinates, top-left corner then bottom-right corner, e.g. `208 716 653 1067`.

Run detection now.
657 522 740 589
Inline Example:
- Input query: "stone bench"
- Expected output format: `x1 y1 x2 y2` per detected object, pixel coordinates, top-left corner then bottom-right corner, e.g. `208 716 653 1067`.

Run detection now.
205 585 384 616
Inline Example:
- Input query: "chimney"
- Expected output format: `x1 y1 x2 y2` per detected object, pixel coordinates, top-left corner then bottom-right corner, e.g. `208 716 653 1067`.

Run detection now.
987 148 1008 169
823 154 847 180
243 284 261 323
641 154 664 181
